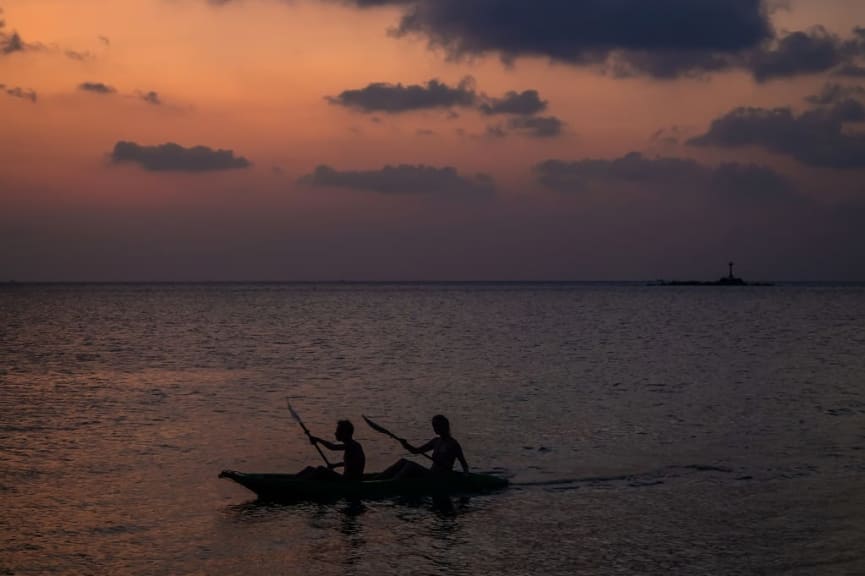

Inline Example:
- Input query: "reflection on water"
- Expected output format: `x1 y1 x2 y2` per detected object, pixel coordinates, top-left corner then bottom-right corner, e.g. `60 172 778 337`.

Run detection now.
216 495 480 576
2 283 865 574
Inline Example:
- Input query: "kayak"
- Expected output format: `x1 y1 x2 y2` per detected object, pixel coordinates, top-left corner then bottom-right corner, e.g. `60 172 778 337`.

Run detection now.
219 469 509 502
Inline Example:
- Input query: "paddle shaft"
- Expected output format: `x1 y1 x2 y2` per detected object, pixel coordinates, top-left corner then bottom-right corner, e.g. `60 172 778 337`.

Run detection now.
287 401 331 467
363 415 433 461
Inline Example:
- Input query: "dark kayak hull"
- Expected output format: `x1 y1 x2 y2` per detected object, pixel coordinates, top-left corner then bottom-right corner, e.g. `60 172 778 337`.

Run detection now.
219 470 508 501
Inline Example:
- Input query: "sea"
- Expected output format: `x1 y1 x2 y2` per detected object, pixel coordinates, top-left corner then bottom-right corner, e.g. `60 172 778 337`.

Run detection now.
1 282 864 575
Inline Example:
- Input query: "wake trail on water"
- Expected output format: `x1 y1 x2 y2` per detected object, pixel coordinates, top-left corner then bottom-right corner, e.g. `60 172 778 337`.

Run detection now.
507 464 740 489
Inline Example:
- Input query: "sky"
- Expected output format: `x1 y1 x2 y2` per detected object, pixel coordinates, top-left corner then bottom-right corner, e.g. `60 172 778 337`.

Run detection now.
2 0 865 281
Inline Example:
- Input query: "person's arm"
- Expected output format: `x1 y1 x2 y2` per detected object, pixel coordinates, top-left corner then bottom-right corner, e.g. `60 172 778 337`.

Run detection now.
455 442 469 473
310 436 345 452
400 438 437 454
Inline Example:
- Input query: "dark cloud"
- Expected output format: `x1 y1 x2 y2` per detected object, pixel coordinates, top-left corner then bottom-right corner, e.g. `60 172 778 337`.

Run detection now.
836 64 865 77
689 100 865 169
1 30 24 54
607 50 734 79
393 0 771 71
1 11 37 56
479 90 547 116
0 83 37 103
805 83 865 106
507 116 564 138
204 0 865 81
740 26 865 82
534 152 803 222
381 3 862 81
649 125 686 146
327 77 477 113
79 82 117 94
65 49 93 61
535 152 706 192
750 27 845 82
138 90 162 105
110 141 251 172
609 26 865 81
299 164 495 196
708 162 795 201
1 10 100 60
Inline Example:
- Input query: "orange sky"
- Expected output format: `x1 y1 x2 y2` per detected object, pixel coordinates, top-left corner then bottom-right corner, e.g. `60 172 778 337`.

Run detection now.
2 0 865 280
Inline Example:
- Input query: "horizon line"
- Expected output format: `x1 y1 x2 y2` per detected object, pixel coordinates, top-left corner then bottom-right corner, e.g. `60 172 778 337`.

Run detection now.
3 279 865 285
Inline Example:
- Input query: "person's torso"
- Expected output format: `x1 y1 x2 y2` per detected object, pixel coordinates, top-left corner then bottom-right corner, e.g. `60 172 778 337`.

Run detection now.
431 437 459 472
343 440 365 481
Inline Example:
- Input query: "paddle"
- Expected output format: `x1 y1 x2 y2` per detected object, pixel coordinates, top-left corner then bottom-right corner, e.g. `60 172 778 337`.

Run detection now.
286 398 331 467
362 415 433 461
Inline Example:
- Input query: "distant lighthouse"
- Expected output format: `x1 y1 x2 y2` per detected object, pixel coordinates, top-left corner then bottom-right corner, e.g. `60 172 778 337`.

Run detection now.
728 261 734 279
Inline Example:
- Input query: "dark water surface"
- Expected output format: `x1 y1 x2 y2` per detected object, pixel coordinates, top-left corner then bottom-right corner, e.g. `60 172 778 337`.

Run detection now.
1 283 864 575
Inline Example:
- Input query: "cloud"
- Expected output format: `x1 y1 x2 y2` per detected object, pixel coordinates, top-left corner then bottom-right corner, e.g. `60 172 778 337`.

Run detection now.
65 49 93 61
1 10 39 56
79 82 117 94
392 0 771 73
535 152 800 212
507 116 564 138
383 2 864 81
1 9 102 60
204 0 865 81
836 65 865 77
749 27 846 82
724 26 865 82
606 50 735 79
535 152 707 192
327 77 477 113
299 164 495 196
688 99 865 169
138 90 162 105
805 83 865 106
649 125 687 146
110 141 251 172
0 83 37 103
479 90 547 116
598 26 865 81
1 30 24 55
708 161 795 201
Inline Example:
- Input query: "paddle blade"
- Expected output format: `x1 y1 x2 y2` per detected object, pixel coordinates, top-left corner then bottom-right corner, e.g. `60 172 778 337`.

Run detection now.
286 398 302 423
362 414 386 433
363 415 400 440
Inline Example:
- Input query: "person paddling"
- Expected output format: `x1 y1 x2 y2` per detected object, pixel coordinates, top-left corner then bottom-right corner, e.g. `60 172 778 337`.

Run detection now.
299 420 365 482
379 414 468 479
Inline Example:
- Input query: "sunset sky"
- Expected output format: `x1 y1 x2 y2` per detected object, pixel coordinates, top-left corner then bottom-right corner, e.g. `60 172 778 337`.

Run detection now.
2 0 865 281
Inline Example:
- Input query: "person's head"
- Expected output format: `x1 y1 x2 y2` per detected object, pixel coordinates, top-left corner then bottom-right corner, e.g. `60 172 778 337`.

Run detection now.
335 420 354 441
431 414 450 436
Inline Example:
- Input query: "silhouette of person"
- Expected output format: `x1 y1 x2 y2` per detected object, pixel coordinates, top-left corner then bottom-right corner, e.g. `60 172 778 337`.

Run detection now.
379 415 469 479
299 420 365 482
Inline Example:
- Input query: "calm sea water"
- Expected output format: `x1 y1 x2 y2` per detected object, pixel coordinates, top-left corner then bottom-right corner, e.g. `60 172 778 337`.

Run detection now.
1 283 864 575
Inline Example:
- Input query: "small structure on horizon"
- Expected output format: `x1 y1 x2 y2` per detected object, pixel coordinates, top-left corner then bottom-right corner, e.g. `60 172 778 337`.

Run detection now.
651 261 772 287
716 261 745 286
